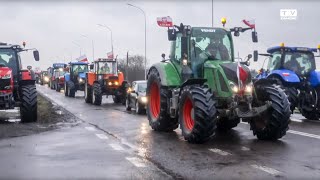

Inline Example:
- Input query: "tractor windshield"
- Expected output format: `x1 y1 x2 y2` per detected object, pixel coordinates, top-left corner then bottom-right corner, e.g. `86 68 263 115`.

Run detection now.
283 52 315 75
98 61 117 74
191 28 232 61
0 48 17 72
72 64 88 73
268 51 315 76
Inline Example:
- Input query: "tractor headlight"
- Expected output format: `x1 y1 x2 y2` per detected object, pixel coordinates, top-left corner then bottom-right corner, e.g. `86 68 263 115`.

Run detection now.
182 59 188 66
245 85 253 93
44 77 49 82
141 96 148 103
114 81 119 86
229 82 238 93
1 74 11 79
108 82 112 86
78 78 84 83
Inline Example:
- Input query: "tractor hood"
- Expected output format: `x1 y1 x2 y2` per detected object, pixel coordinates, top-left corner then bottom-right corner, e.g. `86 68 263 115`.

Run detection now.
0 67 12 78
219 62 252 84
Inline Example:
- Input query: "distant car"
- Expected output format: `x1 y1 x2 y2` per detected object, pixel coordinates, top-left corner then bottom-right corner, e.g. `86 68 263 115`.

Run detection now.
125 80 147 114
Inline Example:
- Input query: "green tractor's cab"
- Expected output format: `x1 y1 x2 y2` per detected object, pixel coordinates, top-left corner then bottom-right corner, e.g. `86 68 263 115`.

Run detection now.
146 18 291 143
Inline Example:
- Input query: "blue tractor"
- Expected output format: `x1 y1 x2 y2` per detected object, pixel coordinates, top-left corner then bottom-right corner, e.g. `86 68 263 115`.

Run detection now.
255 44 320 120
64 62 89 97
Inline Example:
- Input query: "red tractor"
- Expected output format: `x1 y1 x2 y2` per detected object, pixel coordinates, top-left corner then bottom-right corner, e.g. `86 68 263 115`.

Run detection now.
0 42 40 122
84 58 128 105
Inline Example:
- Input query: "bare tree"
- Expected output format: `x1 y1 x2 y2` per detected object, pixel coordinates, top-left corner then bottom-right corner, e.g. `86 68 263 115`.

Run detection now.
118 55 145 83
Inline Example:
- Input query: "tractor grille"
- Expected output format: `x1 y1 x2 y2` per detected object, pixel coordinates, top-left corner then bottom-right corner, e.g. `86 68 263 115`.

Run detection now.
0 79 10 90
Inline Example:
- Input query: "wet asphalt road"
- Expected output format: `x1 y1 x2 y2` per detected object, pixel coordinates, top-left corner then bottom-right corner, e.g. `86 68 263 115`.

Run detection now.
1 84 320 179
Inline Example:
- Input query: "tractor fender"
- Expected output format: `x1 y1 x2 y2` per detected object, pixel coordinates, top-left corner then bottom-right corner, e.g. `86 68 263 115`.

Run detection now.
64 73 70 82
148 61 181 87
179 78 207 96
267 69 300 83
309 70 320 87
253 78 277 87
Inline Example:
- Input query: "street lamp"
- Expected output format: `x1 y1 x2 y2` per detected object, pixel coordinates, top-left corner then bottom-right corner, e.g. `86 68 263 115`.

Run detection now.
127 3 147 80
81 34 95 61
97 24 114 58
72 41 82 56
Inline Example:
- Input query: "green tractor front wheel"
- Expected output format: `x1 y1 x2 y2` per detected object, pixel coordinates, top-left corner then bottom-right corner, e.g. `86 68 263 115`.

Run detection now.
146 68 178 132
179 85 217 143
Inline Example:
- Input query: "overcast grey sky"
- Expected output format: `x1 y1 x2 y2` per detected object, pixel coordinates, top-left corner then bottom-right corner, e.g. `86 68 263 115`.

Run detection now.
1 0 319 70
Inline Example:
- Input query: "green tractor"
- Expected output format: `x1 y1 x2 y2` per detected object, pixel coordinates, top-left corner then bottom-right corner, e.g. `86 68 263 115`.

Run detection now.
146 18 291 143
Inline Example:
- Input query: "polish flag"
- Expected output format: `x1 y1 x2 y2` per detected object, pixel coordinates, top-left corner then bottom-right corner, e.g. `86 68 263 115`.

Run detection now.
157 16 173 27
77 55 88 63
107 52 114 59
242 19 255 29
237 62 248 88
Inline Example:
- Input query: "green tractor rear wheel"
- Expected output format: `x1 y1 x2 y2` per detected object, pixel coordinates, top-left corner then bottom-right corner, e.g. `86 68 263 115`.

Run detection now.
179 85 217 143
146 68 178 132
250 84 291 140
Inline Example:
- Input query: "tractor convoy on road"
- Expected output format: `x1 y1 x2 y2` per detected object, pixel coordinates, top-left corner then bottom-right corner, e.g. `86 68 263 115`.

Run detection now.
2 17 320 144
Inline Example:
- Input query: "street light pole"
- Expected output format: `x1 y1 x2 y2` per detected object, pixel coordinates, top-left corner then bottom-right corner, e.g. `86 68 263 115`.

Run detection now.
127 3 147 80
212 0 214 27
97 24 114 58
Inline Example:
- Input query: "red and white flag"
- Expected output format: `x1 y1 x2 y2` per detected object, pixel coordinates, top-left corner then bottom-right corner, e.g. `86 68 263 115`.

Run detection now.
77 55 88 63
107 52 114 59
157 16 173 27
237 62 248 88
242 19 255 29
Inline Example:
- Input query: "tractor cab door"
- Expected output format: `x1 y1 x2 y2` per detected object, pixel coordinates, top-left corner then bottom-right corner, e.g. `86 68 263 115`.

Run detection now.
170 33 191 82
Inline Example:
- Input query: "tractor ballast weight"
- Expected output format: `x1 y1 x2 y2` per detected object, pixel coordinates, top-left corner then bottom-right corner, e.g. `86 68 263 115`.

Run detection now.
84 58 128 105
0 42 40 122
255 45 320 119
146 19 291 143
64 61 89 97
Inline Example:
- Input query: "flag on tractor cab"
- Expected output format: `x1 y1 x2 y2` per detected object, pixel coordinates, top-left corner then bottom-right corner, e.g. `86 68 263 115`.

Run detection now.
77 55 88 63
107 52 114 59
242 19 255 29
237 62 248 88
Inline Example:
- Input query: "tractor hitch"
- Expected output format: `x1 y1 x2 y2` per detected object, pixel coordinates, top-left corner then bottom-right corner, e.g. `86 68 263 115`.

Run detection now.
235 101 272 118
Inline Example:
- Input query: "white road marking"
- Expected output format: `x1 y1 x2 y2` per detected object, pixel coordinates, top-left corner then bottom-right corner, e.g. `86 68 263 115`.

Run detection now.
125 157 146 167
251 164 281 175
288 130 320 139
109 143 125 151
209 148 231 156
85 126 96 131
95 133 109 140
241 146 250 151
290 118 303 123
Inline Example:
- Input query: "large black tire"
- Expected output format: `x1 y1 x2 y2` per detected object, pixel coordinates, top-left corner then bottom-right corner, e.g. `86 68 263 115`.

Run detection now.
269 76 298 112
299 87 320 120
20 85 37 123
216 117 240 131
92 83 102 105
50 81 55 90
250 84 291 140
179 85 217 143
64 82 68 96
85 82 92 103
146 68 178 132
55 80 61 92
68 81 75 98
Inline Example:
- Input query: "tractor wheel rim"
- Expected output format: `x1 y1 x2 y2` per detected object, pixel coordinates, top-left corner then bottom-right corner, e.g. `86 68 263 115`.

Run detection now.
183 98 194 131
150 82 160 119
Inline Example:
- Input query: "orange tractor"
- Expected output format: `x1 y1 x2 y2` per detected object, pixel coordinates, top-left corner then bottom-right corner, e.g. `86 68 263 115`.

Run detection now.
84 58 128 105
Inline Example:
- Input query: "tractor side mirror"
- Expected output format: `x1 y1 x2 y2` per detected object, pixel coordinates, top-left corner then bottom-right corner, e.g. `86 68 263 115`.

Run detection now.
247 54 252 60
253 50 258 62
90 64 94 70
33 50 40 61
252 31 258 43
168 29 176 41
